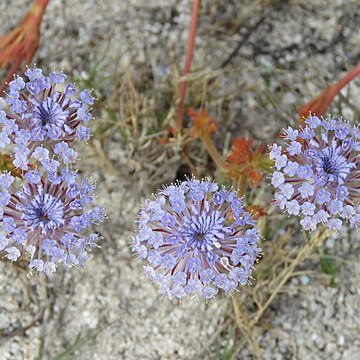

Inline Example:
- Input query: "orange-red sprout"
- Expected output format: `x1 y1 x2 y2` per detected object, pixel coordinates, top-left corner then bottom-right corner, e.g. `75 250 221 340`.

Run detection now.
298 62 360 122
188 108 218 138
226 137 270 187
0 0 49 94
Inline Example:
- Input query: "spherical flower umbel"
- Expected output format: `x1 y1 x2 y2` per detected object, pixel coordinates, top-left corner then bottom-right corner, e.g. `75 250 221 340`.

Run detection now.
0 66 93 173
0 170 104 275
132 179 261 300
270 115 360 231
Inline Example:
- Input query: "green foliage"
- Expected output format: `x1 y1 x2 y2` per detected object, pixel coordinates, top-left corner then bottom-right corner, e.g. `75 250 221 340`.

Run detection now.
319 247 339 286
53 329 101 360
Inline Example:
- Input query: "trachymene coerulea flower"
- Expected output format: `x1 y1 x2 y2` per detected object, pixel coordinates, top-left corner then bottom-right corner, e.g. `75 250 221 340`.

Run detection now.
270 116 360 231
0 170 104 274
0 66 93 173
133 179 261 299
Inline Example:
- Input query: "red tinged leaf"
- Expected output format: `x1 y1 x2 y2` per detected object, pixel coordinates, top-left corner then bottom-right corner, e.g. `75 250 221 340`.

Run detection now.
225 137 268 186
0 0 49 94
298 63 360 122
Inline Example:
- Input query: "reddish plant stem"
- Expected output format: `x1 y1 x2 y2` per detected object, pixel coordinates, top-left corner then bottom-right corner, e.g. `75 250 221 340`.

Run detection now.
30 0 50 25
174 0 201 134
336 62 360 90
0 0 49 94
298 62 360 119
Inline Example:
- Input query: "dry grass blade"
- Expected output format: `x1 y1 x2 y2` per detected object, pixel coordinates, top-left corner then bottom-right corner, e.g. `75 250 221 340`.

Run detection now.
230 227 331 357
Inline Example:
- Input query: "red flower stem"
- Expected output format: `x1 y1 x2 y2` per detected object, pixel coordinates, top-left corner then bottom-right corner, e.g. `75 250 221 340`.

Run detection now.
334 62 360 91
0 0 49 94
29 0 50 26
174 0 201 134
298 62 360 118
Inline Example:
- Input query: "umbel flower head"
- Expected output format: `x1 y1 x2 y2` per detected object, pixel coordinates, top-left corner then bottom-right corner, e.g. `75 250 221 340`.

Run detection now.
0 66 93 173
0 169 104 275
132 179 261 300
270 115 360 231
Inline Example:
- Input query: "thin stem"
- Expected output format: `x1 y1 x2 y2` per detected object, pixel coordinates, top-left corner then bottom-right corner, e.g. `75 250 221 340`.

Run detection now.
232 296 262 359
200 131 226 170
250 228 330 326
236 175 247 197
174 0 201 134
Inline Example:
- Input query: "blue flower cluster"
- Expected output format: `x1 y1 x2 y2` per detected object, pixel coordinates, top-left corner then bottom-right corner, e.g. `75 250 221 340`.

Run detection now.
0 67 104 275
133 179 261 299
0 66 93 172
0 171 104 275
4 65 358 300
270 116 360 231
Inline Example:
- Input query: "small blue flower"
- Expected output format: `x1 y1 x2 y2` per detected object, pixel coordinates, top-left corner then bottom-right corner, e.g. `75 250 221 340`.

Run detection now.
286 141 302 156
298 182 314 198
49 71 67 84
284 126 299 141
271 171 285 188
279 183 294 199
133 179 261 300
0 170 104 275
0 66 94 172
269 144 282 160
286 200 300 215
271 116 360 231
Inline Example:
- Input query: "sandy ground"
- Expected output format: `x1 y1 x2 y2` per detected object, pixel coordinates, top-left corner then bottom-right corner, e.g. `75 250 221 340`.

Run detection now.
0 0 360 359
